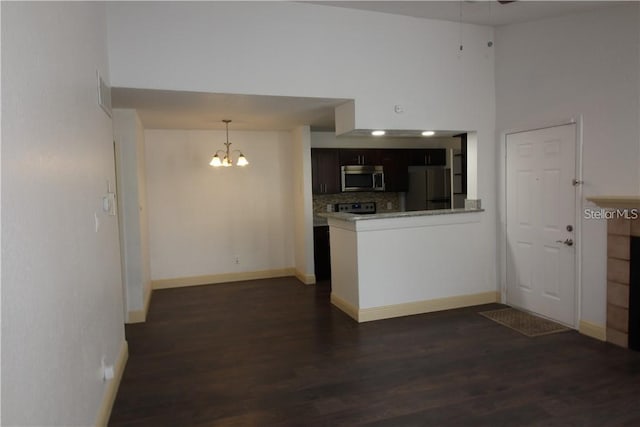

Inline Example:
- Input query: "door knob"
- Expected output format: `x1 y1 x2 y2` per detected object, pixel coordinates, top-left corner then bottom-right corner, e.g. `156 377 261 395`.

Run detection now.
556 238 574 246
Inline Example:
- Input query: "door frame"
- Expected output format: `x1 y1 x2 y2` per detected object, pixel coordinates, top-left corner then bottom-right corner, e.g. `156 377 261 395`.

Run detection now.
499 117 584 328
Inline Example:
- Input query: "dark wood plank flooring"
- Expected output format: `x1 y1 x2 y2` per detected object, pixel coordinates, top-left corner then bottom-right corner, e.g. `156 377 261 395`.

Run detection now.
109 278 640 426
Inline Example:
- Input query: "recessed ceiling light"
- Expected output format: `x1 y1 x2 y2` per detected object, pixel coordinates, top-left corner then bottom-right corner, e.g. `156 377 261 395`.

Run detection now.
371 130 386 136
421 131 435 137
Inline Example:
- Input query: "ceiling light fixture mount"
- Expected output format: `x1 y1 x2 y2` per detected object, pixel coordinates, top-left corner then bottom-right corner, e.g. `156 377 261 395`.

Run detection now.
209 119 249 167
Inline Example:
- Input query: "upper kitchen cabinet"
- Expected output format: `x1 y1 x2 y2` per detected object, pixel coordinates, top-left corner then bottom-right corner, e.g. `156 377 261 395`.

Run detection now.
407 149 446 166
311 148 341 194
379 149 408 192
338 149 380 166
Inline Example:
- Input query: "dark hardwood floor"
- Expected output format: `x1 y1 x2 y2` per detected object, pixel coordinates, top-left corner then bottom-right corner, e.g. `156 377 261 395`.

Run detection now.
109 278 640 426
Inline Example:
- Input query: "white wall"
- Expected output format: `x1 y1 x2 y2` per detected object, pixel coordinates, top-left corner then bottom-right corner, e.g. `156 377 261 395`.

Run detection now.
291 126 315 282
495 4 640 327
144 129 295 281
1 2 125 425
106 2 495 132
107 1 498 294
113 109 151 319
0 0 3 419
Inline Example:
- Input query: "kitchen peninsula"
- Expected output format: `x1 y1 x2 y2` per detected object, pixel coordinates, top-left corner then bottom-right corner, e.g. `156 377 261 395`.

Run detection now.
323 208 497 322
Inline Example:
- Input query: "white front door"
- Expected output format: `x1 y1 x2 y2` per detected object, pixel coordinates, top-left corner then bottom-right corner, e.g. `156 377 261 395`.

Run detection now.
506 124 577 326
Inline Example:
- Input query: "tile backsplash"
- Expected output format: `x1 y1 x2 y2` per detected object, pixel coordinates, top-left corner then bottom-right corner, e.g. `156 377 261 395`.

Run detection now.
313 192 401 215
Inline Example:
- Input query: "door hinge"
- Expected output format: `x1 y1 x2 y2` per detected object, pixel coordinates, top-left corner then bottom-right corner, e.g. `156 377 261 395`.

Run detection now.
572 179 583 186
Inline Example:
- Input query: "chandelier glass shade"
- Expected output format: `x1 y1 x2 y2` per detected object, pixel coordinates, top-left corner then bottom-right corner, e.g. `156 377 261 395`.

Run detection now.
209 120 249 167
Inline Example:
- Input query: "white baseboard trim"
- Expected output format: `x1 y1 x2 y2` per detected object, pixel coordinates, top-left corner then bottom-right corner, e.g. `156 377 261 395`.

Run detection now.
331 291 498 323
330 293 359 321
359 291 499 322
95 340 128 427
127 309 144 324
126 286 153 324
579 320 606 341
295 269 316 285
152 268 296 290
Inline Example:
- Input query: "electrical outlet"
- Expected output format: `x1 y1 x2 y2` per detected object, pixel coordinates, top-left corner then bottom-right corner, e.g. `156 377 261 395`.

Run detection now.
233 257 240 265
100 356 114 382
387 202 393 210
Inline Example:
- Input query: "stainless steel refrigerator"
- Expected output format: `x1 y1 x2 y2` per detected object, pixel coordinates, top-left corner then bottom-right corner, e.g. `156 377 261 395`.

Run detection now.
406 166 452 211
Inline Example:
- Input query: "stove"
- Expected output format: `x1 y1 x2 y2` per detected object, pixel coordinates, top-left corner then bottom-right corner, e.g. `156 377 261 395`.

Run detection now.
335 202 377 215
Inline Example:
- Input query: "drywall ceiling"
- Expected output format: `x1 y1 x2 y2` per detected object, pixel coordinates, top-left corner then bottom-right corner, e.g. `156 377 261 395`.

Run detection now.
305 1 626 27
111 88 349 131
112 88 464 136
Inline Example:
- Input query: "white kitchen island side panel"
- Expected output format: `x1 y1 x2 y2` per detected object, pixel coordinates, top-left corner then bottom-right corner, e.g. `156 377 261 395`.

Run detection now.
328 211 494 320
356 216 488 309
329 226 360 310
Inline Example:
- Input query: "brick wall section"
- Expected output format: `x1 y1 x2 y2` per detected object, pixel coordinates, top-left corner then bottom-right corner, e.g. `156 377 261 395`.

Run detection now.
606 217 640 347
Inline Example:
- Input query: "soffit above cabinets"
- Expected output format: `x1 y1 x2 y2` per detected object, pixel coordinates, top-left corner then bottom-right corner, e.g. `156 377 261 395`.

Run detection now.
111 88 467 138
344 129 463 138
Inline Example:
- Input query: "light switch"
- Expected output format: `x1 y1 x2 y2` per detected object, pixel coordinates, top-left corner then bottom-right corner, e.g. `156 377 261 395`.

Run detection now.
103 193 116 216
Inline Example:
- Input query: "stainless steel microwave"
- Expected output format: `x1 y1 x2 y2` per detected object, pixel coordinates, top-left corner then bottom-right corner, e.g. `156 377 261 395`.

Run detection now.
341 165 385 192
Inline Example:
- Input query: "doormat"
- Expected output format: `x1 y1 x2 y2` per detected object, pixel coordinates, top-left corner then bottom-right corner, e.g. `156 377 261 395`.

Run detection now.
479 307 570 337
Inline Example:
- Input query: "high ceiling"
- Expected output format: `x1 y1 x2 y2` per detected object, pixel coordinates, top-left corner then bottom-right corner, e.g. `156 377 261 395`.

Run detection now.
305 1 626 27
113 2 628 132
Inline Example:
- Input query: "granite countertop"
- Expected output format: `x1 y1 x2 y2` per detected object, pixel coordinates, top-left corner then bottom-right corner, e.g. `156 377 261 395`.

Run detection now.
318 208 484 222
313 216 329 227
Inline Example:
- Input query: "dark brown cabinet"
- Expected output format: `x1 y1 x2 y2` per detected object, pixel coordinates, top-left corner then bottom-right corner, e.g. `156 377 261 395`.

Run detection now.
338 149 380 166
379 150 408 192
313 226 331 281
407 149 446 166
311 148 340 194
312 148 446 194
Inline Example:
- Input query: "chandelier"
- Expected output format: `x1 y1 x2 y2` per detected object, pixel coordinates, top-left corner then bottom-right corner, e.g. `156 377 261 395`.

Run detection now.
209 120 249 167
